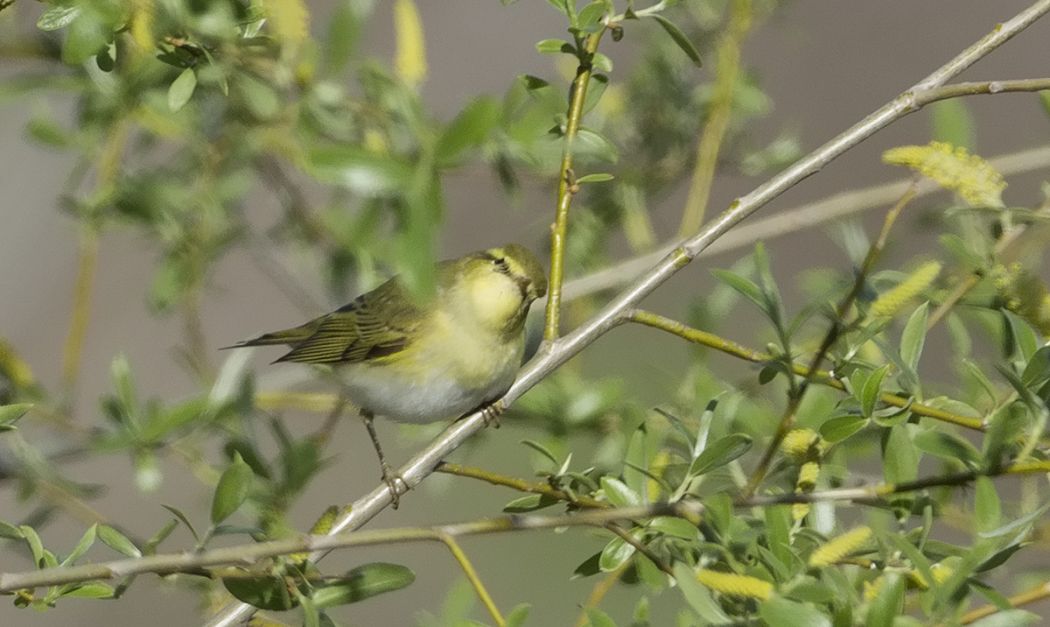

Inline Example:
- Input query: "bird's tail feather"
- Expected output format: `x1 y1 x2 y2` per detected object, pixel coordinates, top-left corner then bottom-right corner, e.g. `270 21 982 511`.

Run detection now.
220 323 317 350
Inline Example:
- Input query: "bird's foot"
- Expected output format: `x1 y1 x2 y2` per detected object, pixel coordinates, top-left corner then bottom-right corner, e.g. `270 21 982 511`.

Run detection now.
380 462 408 509
480 400 506 428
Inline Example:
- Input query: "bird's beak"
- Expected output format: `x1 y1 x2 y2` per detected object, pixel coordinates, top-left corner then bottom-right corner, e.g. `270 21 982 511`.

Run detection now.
513 275 535 301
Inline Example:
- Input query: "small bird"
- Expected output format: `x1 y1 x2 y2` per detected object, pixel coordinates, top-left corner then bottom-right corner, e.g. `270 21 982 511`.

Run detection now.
227 244 547 505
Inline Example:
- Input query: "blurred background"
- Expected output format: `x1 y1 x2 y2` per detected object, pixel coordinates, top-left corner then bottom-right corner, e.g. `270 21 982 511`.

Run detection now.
2 1 1050 625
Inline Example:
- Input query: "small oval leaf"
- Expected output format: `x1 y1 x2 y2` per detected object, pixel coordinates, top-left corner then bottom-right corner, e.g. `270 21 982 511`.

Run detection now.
211 453 253 525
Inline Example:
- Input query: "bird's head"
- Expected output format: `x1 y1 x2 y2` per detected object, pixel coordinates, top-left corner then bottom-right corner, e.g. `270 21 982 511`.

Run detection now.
453 244 547 334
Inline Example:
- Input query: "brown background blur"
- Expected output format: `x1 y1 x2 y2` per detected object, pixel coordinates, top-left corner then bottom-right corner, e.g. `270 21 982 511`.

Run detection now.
2 1 1049 625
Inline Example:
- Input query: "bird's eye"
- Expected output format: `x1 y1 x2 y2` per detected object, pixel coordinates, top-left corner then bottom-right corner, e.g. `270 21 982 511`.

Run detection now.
492 257 509 272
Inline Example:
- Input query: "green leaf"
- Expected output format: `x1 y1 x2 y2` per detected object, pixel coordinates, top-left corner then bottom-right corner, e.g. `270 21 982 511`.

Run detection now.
689 434 752 476
912 429 981 469
0 403 32 430
98 525 142 558
161 504 199 543
883 425 918 485
312 563 415 607
308 146 412 195
865 573 904 627
861 365 891 417
62 582 115 599
0 520 24 539
648 14 702 67
535 39 574 55
601 476 641 507
930 99 975 149
673 563 731 624
237 73 281 120
506 604 531 627
435 97 501 167
899 302 929 373
764 506 793 569
982 403 1026 465
1021 346 1050 389
20 525 46 567
1003 310 1039 362
211 453 254 524
62 13 110 65
38 5 82 31
598 535 635 572
224 574 298 611
168 68 197 112
576 127 619 163
711 269 767 315
978 502 1050 539
144 518 179 554
576 173 614 183
503 494 559 513
967 610 1041 627
585 607 618 627
820 415 868 443
576 2 609 33
301 593 320 627
648 516 698 540
760 597 831 627
61 524 97 567
974 476 1002 533
520 439 559 466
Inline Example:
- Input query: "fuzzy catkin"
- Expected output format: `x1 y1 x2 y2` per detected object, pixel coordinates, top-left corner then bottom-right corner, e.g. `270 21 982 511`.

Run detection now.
883 142 1005 208
809 526 873 567
695 569 774 600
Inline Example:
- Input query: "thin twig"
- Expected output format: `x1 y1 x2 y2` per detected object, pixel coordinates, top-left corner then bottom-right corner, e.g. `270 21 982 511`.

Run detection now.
604 523 674 575
544 28 608 342
625 309 985 430
7 461 1048 593
60 227 98 397
960 579 1050 624
206 6 1050 624
561 144 1050 303
926 221 1035 330
436 533 505 627
678 0 754 236
0 502 700 593
743 185 919 496
436 462 606 508
572 562 630 627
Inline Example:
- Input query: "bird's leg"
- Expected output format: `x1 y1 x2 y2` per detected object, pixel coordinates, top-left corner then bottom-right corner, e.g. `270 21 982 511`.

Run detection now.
360 411 405 509
479 399 506 428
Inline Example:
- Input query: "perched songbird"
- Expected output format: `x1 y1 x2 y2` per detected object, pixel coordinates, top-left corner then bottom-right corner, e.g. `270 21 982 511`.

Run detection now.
227 244 547 505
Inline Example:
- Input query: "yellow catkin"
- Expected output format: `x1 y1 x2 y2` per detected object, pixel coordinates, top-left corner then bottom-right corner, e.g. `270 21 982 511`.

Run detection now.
394 0 427 87
792 461 820 521
869 261 942 318
263 0 309 47
883 141 1005 207
808 526 873 567
796 461 820 490
695 569 774 600
781 428 824 461
863 576 884 601
909 562 954 589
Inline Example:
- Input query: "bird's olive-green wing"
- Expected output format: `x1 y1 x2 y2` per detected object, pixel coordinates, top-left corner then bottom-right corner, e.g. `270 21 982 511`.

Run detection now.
273 278 423 365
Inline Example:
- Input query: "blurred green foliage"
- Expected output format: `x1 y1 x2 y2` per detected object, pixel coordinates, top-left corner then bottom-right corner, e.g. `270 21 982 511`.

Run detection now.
2 0 1050 626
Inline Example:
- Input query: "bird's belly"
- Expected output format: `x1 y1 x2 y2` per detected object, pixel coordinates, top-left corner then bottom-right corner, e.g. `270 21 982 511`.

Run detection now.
339 343 520 424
